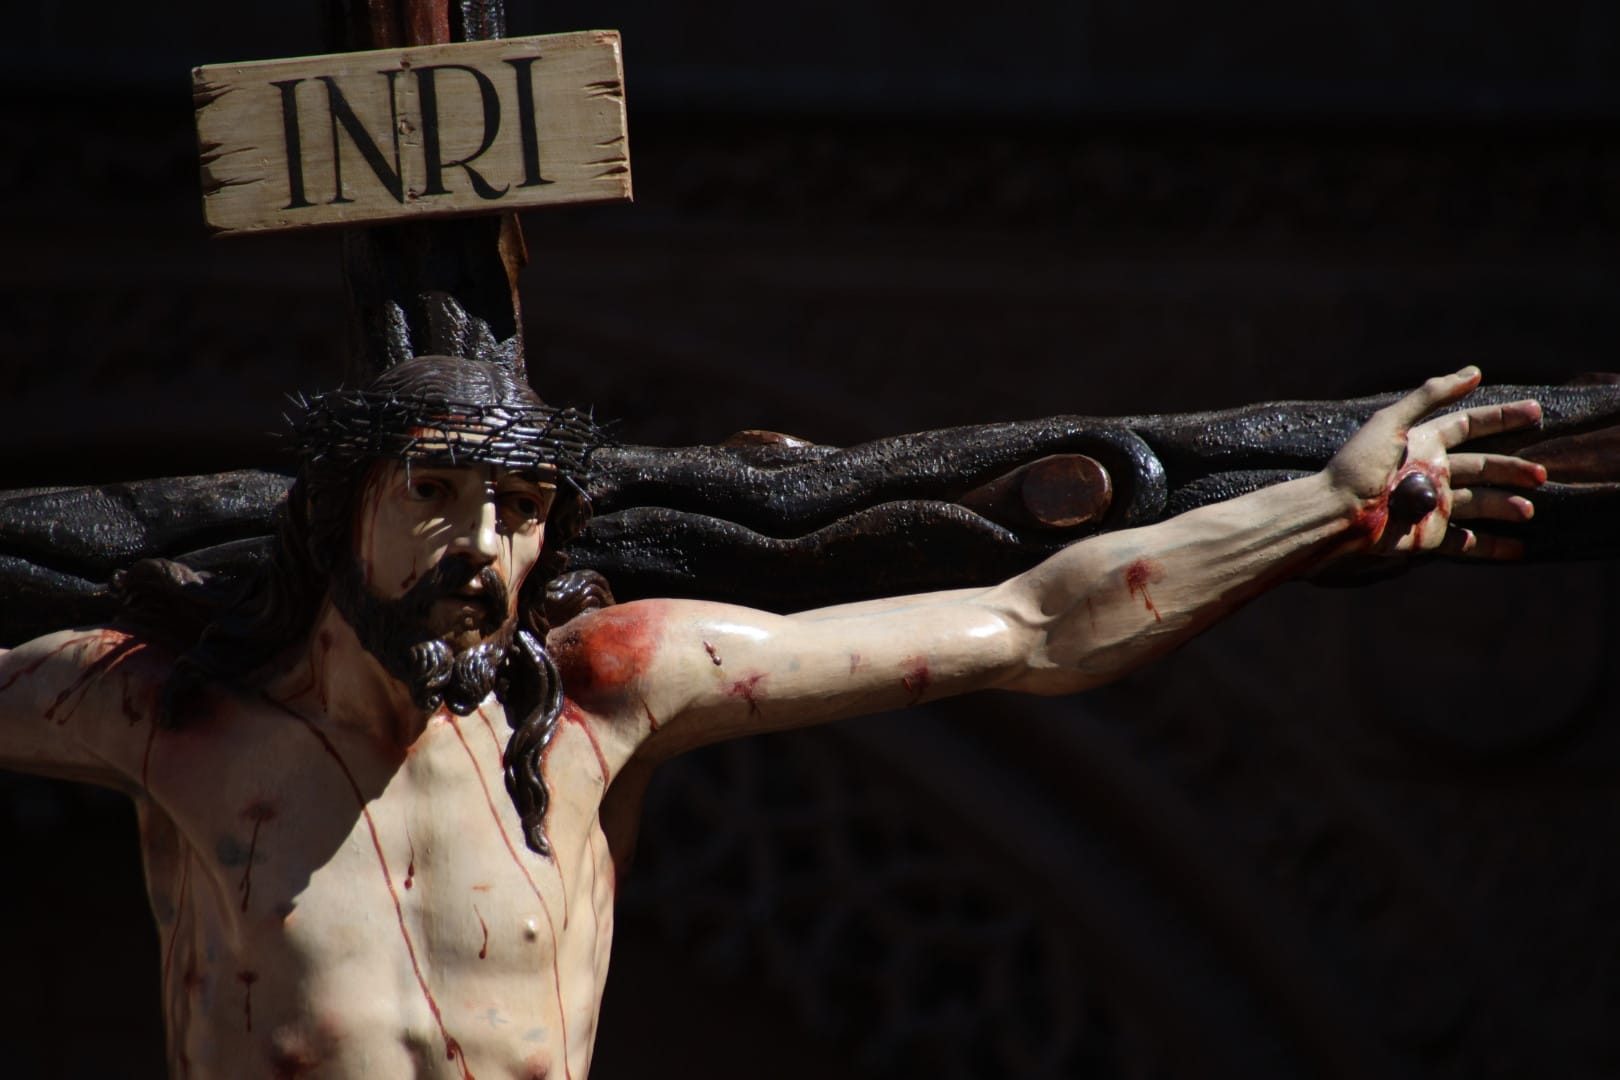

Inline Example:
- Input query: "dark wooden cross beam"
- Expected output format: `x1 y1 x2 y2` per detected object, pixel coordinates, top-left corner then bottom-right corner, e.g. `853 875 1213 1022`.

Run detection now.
6 0 1620 646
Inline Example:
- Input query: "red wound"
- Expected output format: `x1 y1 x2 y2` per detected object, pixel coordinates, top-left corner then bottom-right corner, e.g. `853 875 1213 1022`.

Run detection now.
561 702 612 786
900 657 932 702
238 799 278 913
1123 558 1164 623
550 605 664 704
237 970 258 1031
45 633 145 725
725 673 767 718
0 632 95 694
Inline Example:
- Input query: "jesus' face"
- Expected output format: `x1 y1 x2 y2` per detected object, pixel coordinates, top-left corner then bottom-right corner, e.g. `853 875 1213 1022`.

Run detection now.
334 461 558 712
359 462 555 630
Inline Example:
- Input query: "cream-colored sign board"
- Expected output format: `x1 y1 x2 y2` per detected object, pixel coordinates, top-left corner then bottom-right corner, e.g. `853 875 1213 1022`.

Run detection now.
193 31 630 236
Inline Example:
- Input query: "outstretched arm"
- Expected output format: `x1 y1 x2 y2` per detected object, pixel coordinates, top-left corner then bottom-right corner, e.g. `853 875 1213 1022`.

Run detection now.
555 369 1544 757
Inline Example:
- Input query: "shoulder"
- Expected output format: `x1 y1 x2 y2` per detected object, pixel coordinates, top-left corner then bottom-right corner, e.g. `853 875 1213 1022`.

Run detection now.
547 599 677 703
0 627 169 713
546 598 784 703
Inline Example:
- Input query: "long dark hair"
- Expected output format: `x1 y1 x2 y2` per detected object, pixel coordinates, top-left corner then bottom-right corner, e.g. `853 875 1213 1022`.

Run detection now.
118 356 608 856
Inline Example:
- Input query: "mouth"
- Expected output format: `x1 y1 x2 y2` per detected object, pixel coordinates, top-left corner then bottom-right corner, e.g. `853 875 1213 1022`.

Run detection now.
438 587 504 630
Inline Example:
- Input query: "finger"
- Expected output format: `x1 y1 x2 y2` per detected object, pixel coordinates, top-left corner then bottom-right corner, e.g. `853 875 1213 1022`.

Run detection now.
1436 527 1525 560
1381 366 1483 431
1450 487 1535 523
1448 453 1548 488
1420 398 1544 449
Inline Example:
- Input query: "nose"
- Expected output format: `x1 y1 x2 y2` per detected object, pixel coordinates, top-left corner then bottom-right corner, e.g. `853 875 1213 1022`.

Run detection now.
452 497 502 566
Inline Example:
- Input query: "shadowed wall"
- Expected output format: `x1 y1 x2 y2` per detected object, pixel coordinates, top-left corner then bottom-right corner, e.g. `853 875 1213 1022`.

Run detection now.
1 2 1617 1077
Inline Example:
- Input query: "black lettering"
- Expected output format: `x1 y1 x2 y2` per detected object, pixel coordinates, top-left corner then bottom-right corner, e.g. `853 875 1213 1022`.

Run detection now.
318 72 404 204
271 78 314 209
504 57 551 188
416 64 510 200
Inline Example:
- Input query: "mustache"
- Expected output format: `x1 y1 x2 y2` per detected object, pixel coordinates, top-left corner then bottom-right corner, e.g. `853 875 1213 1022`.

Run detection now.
400 558 510 626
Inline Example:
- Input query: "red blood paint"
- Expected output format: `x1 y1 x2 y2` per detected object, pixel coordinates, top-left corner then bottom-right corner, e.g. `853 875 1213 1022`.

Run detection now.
0 632 95 694
404 839 417 890
267 695 476 1080
182 957 203 993
725 673 767 718
442 714 572 1079
237 970 258 1031
475 905 489 959
584 829 604 959
641 699 661 733
900 657 932 702
238 799 279 913
550 605 663 703
474 706 506 760
1123 558 1164 623
561 702 612 786
400 567 420 591
848 652 864 675
702 640 722 666
159 849 192 1005
141 723 161 789
1357 461 1448 545
45 633 145 725
120 673 144 726
1084 596 1097 630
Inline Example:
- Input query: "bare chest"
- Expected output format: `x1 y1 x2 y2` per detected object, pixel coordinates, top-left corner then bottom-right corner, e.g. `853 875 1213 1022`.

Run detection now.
143 701 617 1078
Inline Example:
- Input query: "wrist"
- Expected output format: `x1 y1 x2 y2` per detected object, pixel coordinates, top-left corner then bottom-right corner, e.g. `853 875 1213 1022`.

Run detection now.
1315 468 1387 550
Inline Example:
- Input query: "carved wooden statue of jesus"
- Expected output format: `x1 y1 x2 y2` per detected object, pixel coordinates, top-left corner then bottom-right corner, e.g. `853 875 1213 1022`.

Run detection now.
0 342 1545 1077
2 5 1606 1077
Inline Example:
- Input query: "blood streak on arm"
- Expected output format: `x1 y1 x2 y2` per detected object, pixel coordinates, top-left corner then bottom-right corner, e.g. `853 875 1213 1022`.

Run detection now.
724 673 767 718
1123 558 1164 623
0 632 100 694
44 633 147 724
900 657 932 703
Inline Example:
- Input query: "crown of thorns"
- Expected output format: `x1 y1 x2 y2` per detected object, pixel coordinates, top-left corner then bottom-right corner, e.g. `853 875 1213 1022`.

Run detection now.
293 389 605 480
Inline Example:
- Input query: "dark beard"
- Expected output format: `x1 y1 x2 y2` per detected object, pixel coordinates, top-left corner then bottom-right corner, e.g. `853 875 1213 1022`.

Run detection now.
330 555 516 715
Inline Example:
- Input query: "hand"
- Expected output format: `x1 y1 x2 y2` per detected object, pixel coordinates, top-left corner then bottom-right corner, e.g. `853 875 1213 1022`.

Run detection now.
1325 366 1547 558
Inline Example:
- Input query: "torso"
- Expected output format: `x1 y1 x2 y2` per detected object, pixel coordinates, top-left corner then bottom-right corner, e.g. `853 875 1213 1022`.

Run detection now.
137 680 619 1080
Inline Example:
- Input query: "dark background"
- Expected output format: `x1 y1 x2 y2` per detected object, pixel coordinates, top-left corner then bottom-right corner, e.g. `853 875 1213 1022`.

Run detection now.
3 2 1619 1077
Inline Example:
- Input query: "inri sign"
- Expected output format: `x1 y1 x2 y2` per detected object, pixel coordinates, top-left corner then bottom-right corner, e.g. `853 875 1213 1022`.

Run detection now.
193 31 630 236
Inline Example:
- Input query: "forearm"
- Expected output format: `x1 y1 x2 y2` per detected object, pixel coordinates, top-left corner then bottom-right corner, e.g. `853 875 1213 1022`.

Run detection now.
992 470 1359 694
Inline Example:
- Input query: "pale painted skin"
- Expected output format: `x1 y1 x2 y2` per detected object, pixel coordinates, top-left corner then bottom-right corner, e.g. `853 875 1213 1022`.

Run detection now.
0 369 1548 1079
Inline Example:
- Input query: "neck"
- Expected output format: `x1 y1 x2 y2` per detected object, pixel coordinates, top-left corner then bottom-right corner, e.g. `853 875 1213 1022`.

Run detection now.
267 598 431 746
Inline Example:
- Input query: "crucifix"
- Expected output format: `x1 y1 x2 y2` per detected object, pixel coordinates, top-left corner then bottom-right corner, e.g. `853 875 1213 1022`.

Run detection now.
3 4 1620 1079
